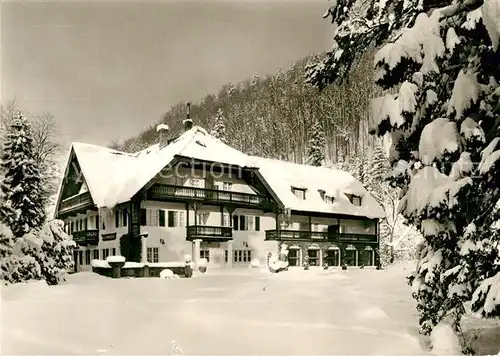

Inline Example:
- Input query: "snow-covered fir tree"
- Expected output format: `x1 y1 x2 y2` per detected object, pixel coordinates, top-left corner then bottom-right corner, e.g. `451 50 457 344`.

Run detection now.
308 0 500 339
210 108 227 143
306 119 326 166
1 111 46 237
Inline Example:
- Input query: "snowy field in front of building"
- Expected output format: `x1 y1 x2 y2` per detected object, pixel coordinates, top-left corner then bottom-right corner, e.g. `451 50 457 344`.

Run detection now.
2 262 499 355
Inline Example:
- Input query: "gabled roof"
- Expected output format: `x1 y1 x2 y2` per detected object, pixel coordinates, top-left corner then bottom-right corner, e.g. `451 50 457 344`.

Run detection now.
57 126 385 219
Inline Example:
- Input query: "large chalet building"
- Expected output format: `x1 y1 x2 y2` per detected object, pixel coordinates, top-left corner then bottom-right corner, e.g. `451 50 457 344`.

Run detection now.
54 119 385 271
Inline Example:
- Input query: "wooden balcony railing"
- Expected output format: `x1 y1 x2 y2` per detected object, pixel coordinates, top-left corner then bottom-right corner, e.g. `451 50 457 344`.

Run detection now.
72 229 99 246
149 184 275 210
59 192 94 215
186 225 233 241
265 229 378 243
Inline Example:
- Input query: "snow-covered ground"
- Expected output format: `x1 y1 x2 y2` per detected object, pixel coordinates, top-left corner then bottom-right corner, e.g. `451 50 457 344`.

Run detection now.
0 262 481 355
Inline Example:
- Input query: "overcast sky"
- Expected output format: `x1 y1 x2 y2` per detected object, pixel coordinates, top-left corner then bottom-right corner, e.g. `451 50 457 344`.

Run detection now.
1 1 333 148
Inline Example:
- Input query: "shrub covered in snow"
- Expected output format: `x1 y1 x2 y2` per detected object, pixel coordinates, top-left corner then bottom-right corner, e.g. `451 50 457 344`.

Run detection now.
2 220 75 285
250 258 261 268
0 222 14 279
160 269 179 279
430 321 462 355
308 0 500 343
198 258 208 273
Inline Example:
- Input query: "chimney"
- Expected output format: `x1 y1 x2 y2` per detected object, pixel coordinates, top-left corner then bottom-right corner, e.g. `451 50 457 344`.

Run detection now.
183 102 193 131
156 123 170 148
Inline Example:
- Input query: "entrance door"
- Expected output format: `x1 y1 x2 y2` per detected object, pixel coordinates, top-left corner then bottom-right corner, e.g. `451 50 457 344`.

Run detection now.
324 249 340 266
288 249 299 266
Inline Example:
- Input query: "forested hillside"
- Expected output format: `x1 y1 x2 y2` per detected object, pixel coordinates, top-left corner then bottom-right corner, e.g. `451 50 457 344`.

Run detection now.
111 51 386 165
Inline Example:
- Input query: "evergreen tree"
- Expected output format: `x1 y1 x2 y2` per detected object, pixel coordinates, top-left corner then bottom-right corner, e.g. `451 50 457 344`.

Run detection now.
210 109 227 143
309 0 500 342
1 111 46 237
306 119 325 166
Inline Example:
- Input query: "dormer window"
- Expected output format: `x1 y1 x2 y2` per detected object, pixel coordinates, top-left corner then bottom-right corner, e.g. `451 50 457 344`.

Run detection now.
291 187 306 200
324 195 335 204
347 194 362 206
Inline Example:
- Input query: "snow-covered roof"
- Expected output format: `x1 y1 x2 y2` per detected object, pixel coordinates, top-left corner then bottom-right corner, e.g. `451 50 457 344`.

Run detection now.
60 126 385 219
250 157 385 219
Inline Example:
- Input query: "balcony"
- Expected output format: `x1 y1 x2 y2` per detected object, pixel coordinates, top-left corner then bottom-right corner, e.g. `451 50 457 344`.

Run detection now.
186 225 233 242
72 229 99 246
59 192 94 215
148 184 275 211
265 230 378 243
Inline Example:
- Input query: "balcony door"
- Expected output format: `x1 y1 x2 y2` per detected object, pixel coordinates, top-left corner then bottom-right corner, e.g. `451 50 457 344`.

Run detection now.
327 225 339 239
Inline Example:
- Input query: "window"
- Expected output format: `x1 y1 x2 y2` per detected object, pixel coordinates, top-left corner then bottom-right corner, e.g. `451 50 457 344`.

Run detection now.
146 209 158 226
324 195 335 204
292 188 306 200
225 250 228 262
233 250 252 263
189 178 202 188
85 250 91 265
159 210 166 227
123 209 128 227
200 249 210 262
352 196 362 206
222 213 230 227
93 249 99 260
167 211 185 227
84 218 88 230
96 216 100 231
196 212 209 225
140 208 147 226
232 215 257 231
111 248 116 256
102 248 110 260
147 247 159 263
222 182 232 191
307 249 319 266
115 210 120 228
79 251 83 265
101 216 106 230
168 211 175 227
288 249 299 266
